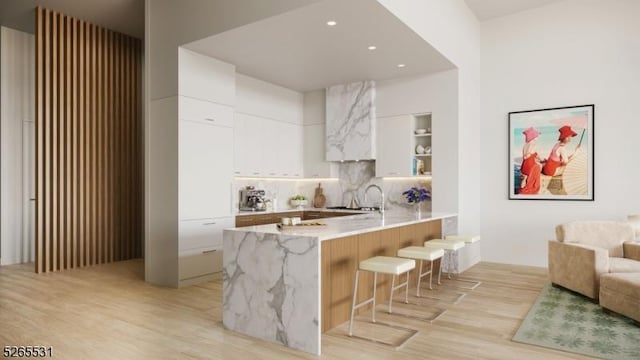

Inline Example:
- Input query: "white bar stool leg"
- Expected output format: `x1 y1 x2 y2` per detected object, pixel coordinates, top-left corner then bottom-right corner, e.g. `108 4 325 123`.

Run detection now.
388 275 395 314
347 262 419 348
372 272 377 323
421 256 465 305
348 270 360 336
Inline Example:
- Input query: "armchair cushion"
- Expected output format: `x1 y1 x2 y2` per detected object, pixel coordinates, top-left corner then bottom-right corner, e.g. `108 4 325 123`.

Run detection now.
608 257 640 273
555 221 634 257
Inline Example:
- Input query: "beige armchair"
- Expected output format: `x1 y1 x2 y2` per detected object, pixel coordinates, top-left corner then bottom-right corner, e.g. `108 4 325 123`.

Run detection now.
548 221 640 300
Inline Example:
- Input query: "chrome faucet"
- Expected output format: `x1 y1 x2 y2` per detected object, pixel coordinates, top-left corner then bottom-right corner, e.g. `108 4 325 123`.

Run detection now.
364 184 384 215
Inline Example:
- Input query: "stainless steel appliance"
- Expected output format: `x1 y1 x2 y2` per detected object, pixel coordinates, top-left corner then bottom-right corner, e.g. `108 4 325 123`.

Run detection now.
239 186 266 211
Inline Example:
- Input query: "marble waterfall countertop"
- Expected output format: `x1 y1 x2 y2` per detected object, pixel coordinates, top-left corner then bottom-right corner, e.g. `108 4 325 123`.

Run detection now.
222 210 456 355
227 210 456 240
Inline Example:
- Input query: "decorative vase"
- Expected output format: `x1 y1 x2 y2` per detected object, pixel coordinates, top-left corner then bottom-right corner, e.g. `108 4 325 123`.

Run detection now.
414 202 422 218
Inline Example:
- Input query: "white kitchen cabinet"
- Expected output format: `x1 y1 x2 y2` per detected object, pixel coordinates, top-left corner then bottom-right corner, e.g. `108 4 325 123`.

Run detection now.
234 113 265 177
236 74 303 125
178 48 235 106
179 249 223 284
261 118 281 177
376 115 413 177
303 124 338 178
277 121 303 178
234 114 303 178
179 217 234 254
179 120 233 220
178 96 234 127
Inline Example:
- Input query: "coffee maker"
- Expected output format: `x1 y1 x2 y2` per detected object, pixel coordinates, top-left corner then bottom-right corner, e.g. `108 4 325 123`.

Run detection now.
239 186 266 211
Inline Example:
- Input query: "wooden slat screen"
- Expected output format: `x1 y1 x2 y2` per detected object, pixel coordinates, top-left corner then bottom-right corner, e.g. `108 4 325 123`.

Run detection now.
35 7 142 273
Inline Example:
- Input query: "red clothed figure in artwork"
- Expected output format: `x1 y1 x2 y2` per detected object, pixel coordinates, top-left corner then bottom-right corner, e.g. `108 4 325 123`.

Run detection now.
518 127 542 195
518 153 541 194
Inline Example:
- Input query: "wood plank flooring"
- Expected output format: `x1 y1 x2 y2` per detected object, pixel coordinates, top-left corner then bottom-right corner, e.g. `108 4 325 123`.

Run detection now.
0 260 590 359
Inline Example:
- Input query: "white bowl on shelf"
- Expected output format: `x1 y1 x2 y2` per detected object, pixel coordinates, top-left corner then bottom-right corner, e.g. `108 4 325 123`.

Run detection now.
414 129 427 135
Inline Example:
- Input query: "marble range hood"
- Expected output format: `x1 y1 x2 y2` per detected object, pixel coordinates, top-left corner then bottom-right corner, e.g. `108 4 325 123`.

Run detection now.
325 81 376 161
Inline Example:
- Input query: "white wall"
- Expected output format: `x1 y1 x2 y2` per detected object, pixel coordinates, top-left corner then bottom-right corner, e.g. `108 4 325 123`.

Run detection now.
0 26 34 265
378 0 482 235
480 0 640 267
376 70 458 213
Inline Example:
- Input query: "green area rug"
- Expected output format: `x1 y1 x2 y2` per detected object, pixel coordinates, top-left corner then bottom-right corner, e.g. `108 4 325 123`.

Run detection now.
513 283 640 359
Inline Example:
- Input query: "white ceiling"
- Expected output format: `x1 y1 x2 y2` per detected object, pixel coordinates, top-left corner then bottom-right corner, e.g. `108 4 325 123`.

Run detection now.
184 0 455 92
464 0 564 21
0 0 144 38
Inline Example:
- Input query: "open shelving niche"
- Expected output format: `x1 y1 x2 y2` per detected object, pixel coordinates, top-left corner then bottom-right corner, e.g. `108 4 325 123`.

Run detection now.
412 113 432 176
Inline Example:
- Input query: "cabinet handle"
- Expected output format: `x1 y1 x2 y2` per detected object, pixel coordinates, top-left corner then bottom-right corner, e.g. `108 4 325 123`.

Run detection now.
202 249 218 254
388 172 398 175
252 172 260 175
202 222 217 225
204 118 216 122
282 173 288 176
30 198 36 201
312 174 319 177
234 171 240 174
269 173 276 176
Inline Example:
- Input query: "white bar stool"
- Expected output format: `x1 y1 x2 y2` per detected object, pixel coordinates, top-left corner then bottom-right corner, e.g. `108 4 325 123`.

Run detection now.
397 246 444 296
444 235 482 289
424 239 465 279
396 246 448 322
348 256 418 347
421 239 466 304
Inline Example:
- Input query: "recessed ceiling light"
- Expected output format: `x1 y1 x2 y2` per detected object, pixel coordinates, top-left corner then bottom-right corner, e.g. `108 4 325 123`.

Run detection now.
367 45 377 50
397 63 406 68
326 20 337 26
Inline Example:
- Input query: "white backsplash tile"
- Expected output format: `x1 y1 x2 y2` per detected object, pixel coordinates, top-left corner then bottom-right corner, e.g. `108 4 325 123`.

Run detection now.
234 161 432 213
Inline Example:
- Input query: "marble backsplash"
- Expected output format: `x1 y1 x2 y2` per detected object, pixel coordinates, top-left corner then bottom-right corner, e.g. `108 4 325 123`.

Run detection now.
234 161 431 213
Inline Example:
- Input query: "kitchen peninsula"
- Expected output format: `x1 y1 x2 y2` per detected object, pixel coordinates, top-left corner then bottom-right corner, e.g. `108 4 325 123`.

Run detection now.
222 210 457 355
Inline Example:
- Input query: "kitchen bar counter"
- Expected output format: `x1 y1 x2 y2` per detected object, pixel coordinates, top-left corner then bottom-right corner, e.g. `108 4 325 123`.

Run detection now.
234 207 366 216
229 211 453 240
222 210 457 355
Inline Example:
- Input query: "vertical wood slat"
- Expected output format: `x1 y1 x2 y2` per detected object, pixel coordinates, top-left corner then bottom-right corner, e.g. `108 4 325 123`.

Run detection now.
35 8 43 273
79 19 86 268
70 17 77 269
35 7 142 273
44 9 50 272
51 11 58 272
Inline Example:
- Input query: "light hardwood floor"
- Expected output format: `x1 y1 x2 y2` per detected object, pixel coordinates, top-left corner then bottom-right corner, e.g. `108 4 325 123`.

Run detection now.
0 260 590 359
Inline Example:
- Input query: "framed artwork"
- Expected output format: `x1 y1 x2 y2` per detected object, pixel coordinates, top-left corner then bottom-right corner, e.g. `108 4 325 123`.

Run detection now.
509 104 594 200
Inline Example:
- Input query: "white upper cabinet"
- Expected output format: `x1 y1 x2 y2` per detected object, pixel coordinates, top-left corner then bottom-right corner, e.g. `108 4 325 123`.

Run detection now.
302 90 338 178
376 115 413 177
179 120 233 220
234 114 302 178
278 121 303 178
178 47 235 106
234 73 304 178
236 74 303 124
179 96 234 127
234 113 265 177
304 124 338 178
